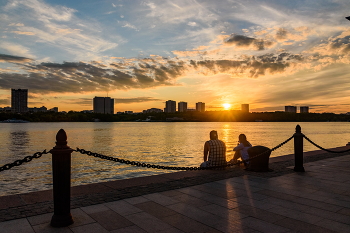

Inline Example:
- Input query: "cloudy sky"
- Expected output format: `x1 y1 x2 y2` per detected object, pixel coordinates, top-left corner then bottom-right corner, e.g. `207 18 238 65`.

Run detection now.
0 0 350 113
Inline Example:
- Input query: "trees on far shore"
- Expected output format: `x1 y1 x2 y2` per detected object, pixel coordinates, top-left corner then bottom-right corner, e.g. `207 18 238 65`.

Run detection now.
0 110 350 122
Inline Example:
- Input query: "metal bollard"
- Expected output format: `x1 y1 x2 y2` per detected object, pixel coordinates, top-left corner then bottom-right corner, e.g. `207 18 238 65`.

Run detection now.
293 125 305 172
50 129 74 227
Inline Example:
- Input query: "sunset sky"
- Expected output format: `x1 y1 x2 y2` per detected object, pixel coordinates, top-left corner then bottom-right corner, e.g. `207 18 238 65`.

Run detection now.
0 0 350 113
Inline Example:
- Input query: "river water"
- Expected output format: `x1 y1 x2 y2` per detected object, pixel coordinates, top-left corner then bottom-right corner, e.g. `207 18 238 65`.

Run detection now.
0 122 349 196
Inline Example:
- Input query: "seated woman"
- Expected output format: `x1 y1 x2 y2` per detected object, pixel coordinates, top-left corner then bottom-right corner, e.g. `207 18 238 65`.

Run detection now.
232 134 252 167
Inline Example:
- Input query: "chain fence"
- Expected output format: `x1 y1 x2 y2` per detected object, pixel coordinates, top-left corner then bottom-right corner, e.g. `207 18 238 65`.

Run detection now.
303 135 350 153
2 132 350 173
75 135 295 170
0 150 49 172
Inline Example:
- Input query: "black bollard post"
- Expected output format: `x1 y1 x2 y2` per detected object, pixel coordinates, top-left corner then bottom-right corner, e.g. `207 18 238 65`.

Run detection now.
294 125 305 172
50 129 74 227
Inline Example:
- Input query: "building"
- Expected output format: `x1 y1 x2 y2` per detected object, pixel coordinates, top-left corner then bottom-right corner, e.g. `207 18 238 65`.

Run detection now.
164 100 176 113
143 108 163 113
196 102 205 112
178 102 188 112
241 104 249 113
285 106 297 113
11 89 28 113
93 97 114 114
0 106 11 112
28 106 47 113
300 106 309 113
49 107 59 113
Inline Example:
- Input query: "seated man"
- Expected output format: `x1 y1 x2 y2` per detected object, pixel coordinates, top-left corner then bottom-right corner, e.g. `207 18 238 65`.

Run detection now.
201 130 227 168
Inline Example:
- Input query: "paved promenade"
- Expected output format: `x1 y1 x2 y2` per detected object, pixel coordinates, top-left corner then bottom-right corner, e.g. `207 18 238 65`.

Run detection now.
0 147 350 232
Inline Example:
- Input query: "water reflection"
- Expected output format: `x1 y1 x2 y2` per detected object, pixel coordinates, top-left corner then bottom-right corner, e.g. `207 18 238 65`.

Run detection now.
9 130 30 155
1 122 350 196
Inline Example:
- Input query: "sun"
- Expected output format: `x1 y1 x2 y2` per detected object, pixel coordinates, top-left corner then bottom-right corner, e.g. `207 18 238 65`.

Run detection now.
223 103 231 110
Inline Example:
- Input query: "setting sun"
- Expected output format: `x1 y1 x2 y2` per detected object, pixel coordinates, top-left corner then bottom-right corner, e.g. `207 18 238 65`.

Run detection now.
223 103 231 110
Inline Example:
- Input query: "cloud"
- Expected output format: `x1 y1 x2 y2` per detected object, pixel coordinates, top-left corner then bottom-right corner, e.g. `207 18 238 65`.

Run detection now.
62 98 92 106
0 99 9 105
224 34 275 51
5 0 76 22
114 97 162 103
0 53 33 63
11 31 35 35
0 42 35 58
0 58 187 93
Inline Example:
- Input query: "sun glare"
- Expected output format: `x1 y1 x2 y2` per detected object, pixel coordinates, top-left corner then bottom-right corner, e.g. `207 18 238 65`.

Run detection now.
223 103 231 110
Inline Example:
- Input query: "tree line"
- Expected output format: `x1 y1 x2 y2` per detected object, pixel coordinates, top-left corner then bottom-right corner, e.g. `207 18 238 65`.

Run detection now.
1 111 350 122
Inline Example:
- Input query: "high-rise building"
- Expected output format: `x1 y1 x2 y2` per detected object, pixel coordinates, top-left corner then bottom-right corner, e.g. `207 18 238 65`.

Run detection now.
285 106 297 113
196 102 205 112
93 97 114 114
178 102 187 112
11 89 28 113
241 104 249 113
164 100 176 113
300 106 309 113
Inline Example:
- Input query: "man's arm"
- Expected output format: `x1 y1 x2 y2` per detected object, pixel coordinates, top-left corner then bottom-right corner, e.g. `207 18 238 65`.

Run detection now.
203 141 209 161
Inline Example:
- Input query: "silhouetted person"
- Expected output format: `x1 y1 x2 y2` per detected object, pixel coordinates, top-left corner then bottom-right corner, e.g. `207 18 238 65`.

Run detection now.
232 134 252 167
201 130 227 167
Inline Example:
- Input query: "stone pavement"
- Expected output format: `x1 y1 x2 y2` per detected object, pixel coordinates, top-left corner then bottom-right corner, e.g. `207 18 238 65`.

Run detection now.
0 148 350 232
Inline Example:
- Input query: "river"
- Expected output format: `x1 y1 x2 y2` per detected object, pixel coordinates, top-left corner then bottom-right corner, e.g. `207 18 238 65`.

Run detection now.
0 122 349 196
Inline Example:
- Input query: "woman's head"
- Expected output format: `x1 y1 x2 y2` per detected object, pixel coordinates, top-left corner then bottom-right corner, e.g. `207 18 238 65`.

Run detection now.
238 134 251 147
238 134 247 142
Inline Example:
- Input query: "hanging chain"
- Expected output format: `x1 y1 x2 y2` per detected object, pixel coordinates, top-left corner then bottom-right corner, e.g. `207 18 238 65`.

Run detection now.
303 135 350 153
0 150 49 172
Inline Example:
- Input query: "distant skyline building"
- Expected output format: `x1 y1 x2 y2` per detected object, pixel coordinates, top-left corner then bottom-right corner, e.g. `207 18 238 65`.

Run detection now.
28 106 47 113
93 97 114 114
300 106 309 113
178 102 188 112
164 100 176 113
143 108 163 113
196 102 205 112
11 89 28 113
285 106 297 113
241 104 249 113
49 107 59 113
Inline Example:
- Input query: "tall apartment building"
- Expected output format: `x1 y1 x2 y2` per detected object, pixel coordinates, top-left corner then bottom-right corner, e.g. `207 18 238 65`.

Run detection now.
11 89 28 113
196 102 205 112
300 106 309 113
164 100 176 113
285 106 297 113
241 104 249 113
178 102 188 112
93 97 114 114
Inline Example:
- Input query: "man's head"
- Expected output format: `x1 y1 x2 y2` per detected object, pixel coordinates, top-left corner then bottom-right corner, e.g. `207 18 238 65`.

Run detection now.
210 130 218 140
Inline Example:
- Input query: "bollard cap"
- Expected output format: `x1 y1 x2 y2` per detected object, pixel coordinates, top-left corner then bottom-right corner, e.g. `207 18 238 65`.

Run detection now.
53 129 70 149
295 124 301 133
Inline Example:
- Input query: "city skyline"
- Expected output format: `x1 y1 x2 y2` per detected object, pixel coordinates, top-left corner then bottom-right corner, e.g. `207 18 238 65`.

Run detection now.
1 1 350 113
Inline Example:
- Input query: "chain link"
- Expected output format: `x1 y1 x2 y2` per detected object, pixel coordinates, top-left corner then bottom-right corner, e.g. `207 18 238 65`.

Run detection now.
303 135 350 153
75 135 294 170
0 150 49 172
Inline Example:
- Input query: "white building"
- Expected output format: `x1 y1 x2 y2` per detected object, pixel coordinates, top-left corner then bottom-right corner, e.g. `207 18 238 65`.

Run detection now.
178 102 188 112
196 102 205 112
285 106 297 113
164 100 176 113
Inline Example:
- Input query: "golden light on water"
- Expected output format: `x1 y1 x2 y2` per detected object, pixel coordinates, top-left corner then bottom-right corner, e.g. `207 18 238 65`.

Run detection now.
223 103 231 110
